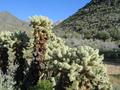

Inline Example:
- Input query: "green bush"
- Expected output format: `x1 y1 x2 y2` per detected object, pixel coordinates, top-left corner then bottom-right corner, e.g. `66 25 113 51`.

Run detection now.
83 30 94 39
95 31 110 41
100 49 120 60
30 80 52 90
109 29 120 41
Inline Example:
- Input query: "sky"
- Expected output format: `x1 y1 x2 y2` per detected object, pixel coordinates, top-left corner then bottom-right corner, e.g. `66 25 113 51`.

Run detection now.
0 0 91 22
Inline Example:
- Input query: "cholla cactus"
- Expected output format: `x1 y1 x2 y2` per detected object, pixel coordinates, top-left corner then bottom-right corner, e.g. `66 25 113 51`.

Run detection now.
0 71 15 90
0 60 17 90
0 31 13 74
23 16 52 89
11 31 29 89
0 16 112 90
29 15 52 30
0 31 13 46
45 32 112 90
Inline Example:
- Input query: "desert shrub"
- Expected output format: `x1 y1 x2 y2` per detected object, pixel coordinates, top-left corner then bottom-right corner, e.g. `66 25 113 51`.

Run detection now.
109 29 120 40
95 30 110 41
38 80 52 90
65 37 120 60
83 30 94 39
30 80 52 90
101 49 120 60
78 29 98 39
66 38 118 50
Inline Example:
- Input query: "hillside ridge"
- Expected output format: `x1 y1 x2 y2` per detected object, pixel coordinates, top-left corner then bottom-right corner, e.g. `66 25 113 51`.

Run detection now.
0 11 31 32
55 0 120 40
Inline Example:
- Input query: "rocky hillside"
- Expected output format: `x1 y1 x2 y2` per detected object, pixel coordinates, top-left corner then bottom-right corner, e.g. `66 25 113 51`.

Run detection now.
0 11 31 32
55 0 120 41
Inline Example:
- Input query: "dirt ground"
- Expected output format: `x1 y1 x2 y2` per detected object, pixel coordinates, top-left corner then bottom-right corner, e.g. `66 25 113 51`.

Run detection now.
105 62 120 74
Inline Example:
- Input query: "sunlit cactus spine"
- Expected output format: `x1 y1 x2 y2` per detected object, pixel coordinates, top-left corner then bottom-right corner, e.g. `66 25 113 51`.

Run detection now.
11 31 29 89
23 16 52 89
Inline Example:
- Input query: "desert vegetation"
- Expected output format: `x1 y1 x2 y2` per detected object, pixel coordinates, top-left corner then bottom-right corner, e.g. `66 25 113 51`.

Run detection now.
54 0 120 63
0 16 113 90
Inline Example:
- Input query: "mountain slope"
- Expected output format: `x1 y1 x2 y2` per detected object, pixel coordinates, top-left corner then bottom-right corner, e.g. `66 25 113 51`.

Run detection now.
55 0 120 40
0 11 31 32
